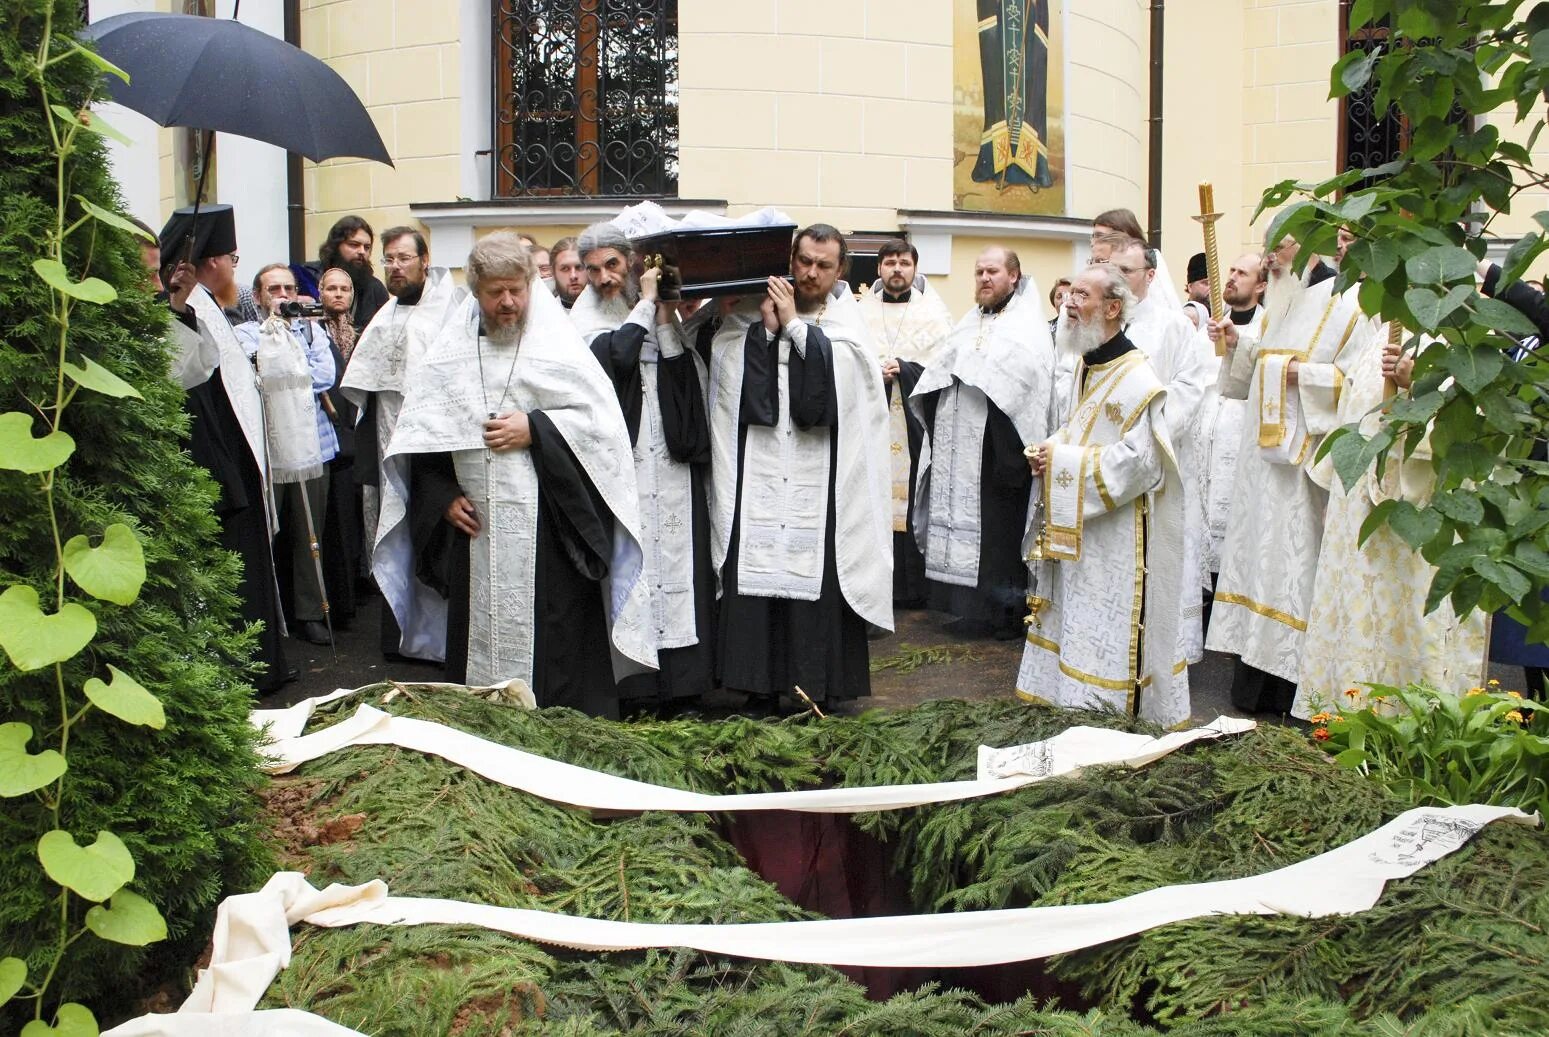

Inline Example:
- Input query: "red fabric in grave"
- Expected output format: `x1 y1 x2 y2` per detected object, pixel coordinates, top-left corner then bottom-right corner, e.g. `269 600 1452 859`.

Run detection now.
722 810 1083 1005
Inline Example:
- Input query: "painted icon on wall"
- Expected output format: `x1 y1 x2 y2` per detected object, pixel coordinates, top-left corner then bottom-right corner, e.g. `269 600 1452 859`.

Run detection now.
954 0 1065 215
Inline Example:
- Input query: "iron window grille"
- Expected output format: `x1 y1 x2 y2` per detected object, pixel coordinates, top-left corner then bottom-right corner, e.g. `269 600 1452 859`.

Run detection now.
493 0 680 198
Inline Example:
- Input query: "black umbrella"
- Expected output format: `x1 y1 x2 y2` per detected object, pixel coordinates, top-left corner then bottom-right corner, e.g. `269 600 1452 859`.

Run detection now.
79 11 392 166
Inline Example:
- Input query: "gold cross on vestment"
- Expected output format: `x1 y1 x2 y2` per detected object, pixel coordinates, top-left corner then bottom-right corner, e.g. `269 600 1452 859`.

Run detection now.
1055 469 1074 489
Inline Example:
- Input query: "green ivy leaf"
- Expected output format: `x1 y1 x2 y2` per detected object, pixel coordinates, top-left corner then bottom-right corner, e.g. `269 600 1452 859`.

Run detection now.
19 1002 97 1037
0 586 96 672
1408 245 1477 285
0 957 25 1006
1472 296 1539 337
63 40 130 82
83 666 165 730
1501 231 1549 286
1390 501 1444 549
1477 557 1532 605
0 411 75 474
62 524 145 605
1366 237 1401 282
1432 491 1485 525
48 103 131 147
37 829 133 903
0 723 66 798
31 259 117 305
73 196 154 242
1405 287 1444 331
62 356 141 400
1443 342 1505 394
84 890 166 946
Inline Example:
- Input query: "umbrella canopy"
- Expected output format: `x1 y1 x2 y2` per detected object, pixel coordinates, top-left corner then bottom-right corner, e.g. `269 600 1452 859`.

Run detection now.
80 11 392 166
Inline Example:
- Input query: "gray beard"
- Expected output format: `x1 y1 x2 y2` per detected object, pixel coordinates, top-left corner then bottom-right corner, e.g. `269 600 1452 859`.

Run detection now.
1056 313 1105 358
485 313 526 348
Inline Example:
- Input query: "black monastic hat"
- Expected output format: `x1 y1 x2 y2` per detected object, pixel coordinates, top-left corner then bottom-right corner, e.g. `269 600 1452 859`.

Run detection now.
158 203 238 264
1186 252 1208 284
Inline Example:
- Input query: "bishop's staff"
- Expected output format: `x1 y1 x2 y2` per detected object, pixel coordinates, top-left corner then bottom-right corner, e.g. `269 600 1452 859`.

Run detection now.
1193 182 1226 356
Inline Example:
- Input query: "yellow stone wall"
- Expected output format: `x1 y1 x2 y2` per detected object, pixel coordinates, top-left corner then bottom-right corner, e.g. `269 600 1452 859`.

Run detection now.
297 0 462 255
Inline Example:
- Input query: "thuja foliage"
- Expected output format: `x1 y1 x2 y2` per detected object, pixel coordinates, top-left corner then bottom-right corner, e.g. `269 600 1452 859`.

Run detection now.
264 690 1549 1034
0 1 270 1030
1262 0 1549 642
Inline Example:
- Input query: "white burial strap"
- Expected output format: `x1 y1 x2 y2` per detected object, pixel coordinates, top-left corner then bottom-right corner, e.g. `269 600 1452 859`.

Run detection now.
104 805 1536 1037
259 703 1257 814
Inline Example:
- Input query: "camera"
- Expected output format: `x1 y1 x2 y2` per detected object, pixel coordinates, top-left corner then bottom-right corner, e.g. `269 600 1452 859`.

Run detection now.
278 300 325 319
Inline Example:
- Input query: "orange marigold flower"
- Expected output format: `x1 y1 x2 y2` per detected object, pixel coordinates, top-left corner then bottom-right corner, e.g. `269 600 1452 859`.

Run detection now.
1507 690 1523 699
1344 688 1361 700
1488 678 1501 687
1308 712 1333 724
1332 715 1346 723
1466 687 1486 697
1506 710 1526 724
1313 727 1332 741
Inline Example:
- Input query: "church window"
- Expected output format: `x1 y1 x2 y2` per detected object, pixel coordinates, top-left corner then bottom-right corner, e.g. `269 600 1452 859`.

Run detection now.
493 0 679 198
1337 3 1405 182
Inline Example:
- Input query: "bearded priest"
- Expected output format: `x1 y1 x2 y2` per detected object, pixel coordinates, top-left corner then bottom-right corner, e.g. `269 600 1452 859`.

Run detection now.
1019 264 1190 727
859 238 955 608
1205 236 1363 714
571 221 716 717
381 233 656 717
707 225 893 714
909 246 1055 639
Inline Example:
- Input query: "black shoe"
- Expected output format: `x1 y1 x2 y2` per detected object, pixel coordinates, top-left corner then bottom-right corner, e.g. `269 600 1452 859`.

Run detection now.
739 692 779 719
284 666 301 684
296 621 333 645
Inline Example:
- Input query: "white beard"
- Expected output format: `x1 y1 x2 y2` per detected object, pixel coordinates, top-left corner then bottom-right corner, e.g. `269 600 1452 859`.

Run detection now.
1261 268 1303 329
1056 313 1105 358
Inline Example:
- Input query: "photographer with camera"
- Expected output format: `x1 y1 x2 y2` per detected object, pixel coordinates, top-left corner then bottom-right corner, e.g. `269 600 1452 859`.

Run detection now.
236 263 340 645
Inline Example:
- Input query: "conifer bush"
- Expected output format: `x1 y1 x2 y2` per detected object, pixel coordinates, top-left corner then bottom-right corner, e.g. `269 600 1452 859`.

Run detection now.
0 1 270 1027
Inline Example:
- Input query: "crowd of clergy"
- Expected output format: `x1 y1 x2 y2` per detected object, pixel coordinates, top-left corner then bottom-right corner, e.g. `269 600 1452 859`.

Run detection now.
150 200 1546 724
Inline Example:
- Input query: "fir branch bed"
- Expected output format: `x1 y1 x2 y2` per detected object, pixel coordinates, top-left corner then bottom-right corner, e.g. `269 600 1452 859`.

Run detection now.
256 689 1549 1035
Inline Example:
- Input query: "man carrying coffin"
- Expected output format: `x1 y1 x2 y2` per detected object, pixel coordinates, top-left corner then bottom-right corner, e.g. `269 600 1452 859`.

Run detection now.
342 228 465 661
159 204 290 692
1020 265 1189 726
571 221 715 716
909 246 1054 640
708 224 893 713
858 238 954 608
1206 237 1363 714
382 233 655 715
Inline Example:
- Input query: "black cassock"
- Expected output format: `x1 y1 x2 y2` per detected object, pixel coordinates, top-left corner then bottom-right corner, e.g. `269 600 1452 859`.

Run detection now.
589 320 716 708
904 368 1032 637
175 309 290 691
887 361 930 607
718 322 871 705
407 413 620 718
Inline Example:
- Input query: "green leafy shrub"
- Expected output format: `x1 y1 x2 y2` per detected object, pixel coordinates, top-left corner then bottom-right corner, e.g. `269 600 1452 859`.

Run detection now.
0 2 271 1029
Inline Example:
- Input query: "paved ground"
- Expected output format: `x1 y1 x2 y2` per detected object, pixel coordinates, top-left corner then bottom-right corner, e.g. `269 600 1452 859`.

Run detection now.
272 591 1259 723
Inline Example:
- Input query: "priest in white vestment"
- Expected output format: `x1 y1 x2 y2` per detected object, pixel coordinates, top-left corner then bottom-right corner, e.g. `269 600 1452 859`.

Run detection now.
860 239 955 608
1018 264 1190 726
708 224 893 713
1196 252 1266 637
1091 233 1212 666
572 221 715 716
1206 238 1364 713
341 231 466 661
381 233 656 716
909 247 1055 639
1295 240 1485 715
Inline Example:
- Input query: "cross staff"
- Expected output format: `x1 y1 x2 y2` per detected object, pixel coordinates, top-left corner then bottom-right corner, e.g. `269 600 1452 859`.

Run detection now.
1193 182 1226 356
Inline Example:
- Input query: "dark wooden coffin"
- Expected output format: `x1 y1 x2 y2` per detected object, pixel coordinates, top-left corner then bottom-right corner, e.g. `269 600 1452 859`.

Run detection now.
631 223 796 300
